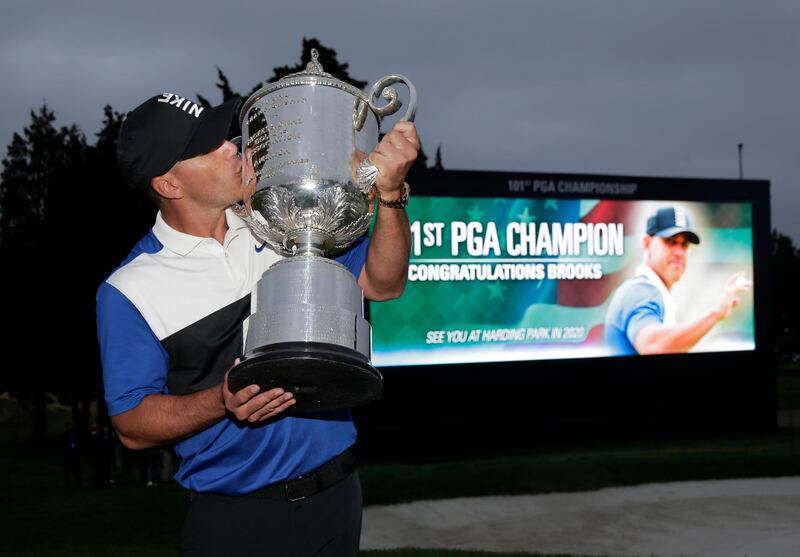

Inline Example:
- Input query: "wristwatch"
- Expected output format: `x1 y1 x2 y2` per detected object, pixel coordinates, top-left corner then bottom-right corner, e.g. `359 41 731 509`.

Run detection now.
378 182 410 209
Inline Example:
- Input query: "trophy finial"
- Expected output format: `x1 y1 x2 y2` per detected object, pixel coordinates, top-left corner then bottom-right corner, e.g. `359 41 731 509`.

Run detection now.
306 48 324 74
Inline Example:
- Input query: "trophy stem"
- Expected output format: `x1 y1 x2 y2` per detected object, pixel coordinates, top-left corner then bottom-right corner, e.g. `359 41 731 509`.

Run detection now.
294 245 323 256
286 229 334 256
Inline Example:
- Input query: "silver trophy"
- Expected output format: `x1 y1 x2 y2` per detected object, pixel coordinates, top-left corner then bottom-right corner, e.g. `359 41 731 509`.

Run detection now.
227 49 416 413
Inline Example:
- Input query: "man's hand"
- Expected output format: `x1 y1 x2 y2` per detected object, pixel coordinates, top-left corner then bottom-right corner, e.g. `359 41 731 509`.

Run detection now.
222 362 295 423
369 121 420 200
634 271 753 355
716 271 752 319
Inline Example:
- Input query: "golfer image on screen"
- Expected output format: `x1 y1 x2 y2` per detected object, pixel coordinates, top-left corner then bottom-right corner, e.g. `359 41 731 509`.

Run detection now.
604 206 751 355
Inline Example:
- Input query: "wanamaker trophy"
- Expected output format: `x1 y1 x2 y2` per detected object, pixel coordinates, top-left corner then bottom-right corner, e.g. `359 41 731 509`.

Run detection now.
227 49 416 413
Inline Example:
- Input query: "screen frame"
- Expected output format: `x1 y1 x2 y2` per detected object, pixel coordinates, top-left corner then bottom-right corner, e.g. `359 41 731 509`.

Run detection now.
356 168 773 454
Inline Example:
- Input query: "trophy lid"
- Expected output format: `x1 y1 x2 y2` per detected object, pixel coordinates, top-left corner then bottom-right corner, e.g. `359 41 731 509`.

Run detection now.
239 49 368 125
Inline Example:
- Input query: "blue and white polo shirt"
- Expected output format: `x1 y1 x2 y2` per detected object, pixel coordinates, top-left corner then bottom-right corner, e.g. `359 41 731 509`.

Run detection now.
604 265 676 356
96 209 368 495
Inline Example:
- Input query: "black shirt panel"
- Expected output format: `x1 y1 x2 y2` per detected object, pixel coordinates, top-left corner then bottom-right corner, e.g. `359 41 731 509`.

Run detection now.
163 294 251 395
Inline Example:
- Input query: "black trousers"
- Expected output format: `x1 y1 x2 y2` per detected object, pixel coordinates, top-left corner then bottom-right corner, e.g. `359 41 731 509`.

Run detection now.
179 471 362 556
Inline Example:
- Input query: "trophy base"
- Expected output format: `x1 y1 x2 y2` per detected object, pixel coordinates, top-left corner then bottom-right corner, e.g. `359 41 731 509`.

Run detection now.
227 342 383 414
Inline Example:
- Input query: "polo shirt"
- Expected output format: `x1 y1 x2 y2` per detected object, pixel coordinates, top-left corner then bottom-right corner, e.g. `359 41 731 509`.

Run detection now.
96 208 369 495
604 265 675 356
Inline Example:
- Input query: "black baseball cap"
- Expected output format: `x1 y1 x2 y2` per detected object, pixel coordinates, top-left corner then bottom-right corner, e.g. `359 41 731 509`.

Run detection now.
116 93 240 191
646 206 700 244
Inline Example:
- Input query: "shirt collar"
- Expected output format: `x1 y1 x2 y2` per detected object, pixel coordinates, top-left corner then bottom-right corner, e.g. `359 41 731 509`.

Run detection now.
635 263 677 326
224 207 250 233
152 208 249 256
635 264 670 296
223 208 250 248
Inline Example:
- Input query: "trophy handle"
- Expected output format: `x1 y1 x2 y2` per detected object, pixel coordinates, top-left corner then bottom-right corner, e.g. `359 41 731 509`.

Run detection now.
368 74 416 123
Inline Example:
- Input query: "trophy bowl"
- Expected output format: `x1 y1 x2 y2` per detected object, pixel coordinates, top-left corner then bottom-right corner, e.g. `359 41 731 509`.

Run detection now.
227 49 416 413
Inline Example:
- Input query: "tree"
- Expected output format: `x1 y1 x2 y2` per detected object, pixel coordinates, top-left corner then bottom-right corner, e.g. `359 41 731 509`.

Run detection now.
771 230 800 352
0 102 158 440
0 106 84 243
433 144 444 170
0 105 87 440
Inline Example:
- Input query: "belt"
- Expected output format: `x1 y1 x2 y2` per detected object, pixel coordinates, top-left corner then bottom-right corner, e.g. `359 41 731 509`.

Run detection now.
243 448 357 503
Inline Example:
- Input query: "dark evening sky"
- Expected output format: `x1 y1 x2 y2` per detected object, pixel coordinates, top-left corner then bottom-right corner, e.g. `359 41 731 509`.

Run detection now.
1 0 797 239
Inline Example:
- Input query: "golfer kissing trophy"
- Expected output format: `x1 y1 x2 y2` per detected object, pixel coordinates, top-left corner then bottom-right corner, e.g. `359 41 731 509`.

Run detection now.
228 49 416 413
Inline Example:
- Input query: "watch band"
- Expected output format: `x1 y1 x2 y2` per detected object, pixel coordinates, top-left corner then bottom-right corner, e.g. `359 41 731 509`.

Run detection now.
378 182 410 209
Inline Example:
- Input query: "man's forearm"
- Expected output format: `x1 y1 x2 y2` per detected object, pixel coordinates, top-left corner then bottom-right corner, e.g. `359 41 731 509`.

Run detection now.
634 309 724 354
360 203 411 301
111 385 225 450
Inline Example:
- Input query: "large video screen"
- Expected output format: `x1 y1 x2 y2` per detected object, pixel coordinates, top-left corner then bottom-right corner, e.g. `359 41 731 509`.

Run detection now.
370 196 755 367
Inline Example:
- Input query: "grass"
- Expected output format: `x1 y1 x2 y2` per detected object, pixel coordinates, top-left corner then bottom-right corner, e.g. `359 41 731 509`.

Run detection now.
359 432 800 505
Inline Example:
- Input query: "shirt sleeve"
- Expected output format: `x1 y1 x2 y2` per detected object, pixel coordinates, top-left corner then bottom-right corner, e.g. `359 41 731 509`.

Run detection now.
334 236 369 278
623 282 665 347
96 282 169 417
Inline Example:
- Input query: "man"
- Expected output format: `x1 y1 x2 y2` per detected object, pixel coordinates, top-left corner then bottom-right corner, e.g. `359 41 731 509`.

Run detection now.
604 206 751 355
96 93 418 555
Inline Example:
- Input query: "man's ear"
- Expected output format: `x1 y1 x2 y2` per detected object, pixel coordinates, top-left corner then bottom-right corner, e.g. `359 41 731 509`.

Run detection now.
150 172 182 201
643 235 652 251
